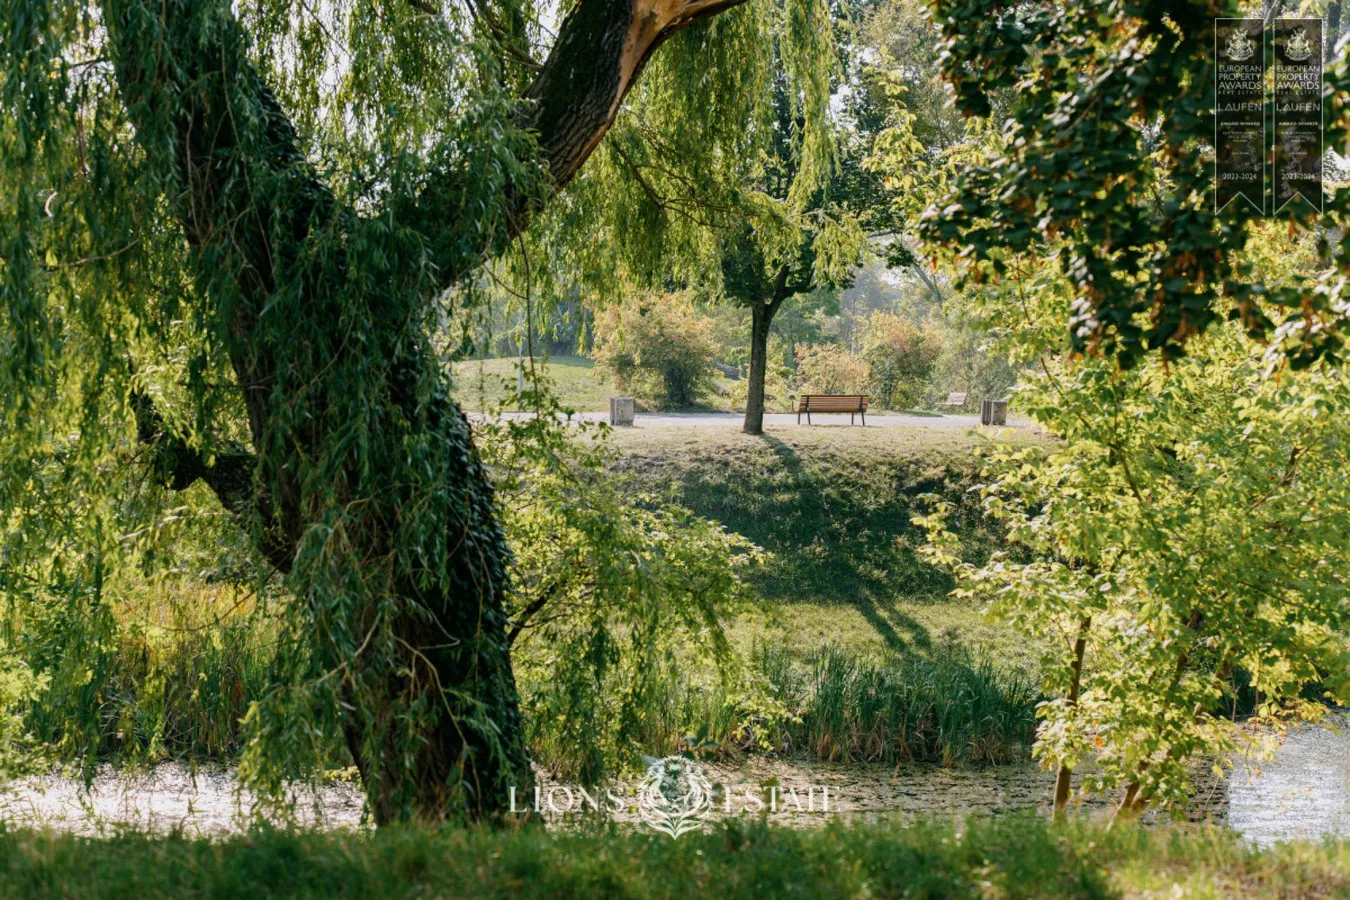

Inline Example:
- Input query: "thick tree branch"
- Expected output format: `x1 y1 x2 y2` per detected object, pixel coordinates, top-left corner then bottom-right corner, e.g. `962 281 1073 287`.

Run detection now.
518 0 749 190
129 391 293 571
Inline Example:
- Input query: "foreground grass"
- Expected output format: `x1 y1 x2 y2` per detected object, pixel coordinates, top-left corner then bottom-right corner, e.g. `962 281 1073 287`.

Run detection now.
607 426 1046 669
0 815 1344 899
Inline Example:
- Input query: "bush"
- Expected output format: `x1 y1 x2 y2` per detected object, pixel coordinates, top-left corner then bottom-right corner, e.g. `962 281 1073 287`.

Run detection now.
925 321 1019 408
592 293 718 409
477 381 762 780
794 343 869 396
860 312 942 410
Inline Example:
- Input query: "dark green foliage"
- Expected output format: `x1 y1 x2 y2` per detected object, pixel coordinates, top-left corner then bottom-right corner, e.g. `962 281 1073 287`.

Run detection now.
920 0 1350 367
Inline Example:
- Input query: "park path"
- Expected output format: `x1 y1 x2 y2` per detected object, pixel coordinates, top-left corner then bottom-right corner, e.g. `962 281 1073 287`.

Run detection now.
472 411 1024 430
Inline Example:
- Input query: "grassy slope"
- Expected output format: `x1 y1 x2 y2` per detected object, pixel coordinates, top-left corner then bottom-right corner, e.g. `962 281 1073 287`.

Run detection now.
607 426 1043 671
1 817 1345 899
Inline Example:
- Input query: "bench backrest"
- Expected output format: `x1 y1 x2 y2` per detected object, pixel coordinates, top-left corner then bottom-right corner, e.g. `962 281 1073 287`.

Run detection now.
797 394 868 413
943 392 968 405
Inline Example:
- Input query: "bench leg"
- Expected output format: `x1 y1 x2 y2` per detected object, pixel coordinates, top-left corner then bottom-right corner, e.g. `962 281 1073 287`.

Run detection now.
807 410 811 425
861 410 866 426
850 412 854 425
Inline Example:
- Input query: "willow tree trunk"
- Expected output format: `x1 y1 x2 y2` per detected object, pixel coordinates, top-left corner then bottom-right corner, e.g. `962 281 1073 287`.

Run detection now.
106 0 745 824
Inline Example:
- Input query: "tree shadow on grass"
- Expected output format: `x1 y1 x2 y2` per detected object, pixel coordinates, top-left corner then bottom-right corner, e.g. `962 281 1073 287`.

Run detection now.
754 435 935 655
611 429 1000 655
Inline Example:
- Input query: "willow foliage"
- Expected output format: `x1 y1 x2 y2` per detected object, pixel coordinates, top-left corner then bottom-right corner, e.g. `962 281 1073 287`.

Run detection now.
506 0 841 310
0 0 835 822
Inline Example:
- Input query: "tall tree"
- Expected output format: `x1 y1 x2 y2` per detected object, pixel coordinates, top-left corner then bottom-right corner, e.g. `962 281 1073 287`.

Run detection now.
0 0 819 824
725 0 974 434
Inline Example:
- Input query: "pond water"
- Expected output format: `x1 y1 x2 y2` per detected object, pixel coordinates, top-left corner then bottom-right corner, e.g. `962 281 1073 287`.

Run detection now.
1 718 1345 845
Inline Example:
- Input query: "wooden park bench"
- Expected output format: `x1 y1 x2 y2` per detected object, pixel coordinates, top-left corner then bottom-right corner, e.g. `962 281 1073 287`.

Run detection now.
796 394 869 425
940 391 968 410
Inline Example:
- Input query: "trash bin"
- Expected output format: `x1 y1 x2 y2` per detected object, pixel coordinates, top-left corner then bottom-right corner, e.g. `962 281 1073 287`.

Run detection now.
980 399 1007 426
609 396 636 426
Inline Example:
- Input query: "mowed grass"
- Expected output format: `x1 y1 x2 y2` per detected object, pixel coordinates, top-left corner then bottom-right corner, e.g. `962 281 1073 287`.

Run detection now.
606 425 1048 670
450 356 740 412
1 816 1346 899
452 356 617 412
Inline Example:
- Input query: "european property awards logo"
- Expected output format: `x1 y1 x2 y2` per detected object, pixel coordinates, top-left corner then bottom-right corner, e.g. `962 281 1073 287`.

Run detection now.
1223 28 1255 61
1213 17 1324 213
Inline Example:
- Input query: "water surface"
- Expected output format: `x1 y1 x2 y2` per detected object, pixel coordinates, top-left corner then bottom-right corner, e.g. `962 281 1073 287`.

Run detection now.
2 718 1345 844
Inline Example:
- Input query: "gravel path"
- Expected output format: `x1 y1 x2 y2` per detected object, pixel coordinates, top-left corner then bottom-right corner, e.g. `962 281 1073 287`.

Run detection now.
473 411 1030 430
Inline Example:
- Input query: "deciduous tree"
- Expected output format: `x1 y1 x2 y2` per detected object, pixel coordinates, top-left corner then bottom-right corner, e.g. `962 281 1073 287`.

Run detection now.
0 0 815 824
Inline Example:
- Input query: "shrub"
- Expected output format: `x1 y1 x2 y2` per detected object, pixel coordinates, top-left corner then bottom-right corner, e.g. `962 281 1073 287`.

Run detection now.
860 312 942 410
925 321 1019 407
477 381 763 780
794 343 869 396
591 293 718 409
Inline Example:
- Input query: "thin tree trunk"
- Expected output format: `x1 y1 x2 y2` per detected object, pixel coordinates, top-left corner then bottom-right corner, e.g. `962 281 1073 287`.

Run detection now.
1108 612 1206 828
1053 616 1091 822
744 302 772 435
742 269 791 436
1111 781 1142 826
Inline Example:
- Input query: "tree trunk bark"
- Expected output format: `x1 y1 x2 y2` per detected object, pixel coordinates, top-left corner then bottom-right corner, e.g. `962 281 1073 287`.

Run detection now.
742 269 791 435
104 0 748 824
744 302 772 435
1052 616 1091 822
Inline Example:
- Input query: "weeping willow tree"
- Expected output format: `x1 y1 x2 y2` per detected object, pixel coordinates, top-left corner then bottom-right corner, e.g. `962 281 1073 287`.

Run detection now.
0 0 833 824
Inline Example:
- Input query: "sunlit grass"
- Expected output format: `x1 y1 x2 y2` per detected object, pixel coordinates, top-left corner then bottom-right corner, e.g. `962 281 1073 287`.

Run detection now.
450 355 740 412
606 425 1049 671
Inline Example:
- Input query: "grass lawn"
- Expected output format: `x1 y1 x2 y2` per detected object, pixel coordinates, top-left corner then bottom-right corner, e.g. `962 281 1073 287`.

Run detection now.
606 426 1048 671
1 816 1344 898
450 356 951 416
452 356 618 412
451 356 740 413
